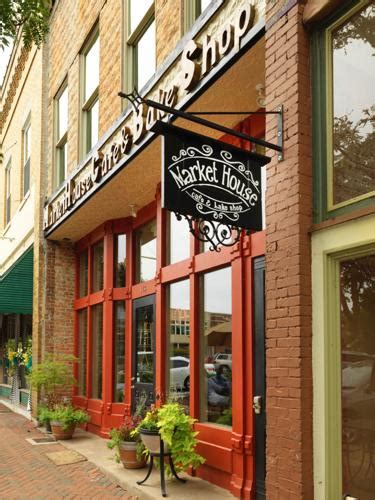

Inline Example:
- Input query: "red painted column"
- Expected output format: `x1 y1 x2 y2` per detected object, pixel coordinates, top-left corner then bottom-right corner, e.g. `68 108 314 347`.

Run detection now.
101 224 114 433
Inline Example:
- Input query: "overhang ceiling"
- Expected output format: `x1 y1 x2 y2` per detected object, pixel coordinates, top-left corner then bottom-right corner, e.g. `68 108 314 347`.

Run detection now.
48 37 265 242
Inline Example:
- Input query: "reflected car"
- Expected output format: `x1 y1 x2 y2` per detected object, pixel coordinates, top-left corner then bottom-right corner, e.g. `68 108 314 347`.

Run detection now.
170 356 215 391
214 353 232 374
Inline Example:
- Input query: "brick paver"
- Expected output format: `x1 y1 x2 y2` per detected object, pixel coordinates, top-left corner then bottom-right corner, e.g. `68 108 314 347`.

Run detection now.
0 409 132 499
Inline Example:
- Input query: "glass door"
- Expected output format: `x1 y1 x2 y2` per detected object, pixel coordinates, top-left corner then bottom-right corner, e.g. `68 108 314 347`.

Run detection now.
340 253 375 499
132 295 156 412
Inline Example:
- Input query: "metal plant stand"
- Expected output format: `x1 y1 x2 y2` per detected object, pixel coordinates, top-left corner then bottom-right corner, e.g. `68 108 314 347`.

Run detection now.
137 438 186 497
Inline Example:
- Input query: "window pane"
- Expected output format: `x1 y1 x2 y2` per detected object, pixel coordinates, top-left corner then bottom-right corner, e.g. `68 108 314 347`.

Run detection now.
167 280 190 411
113 301 125 403
89 98 99 150
91 303 103 400
136 20 155 90
92 240 104 292
332 4 375 204
58 87 68 139
114 234 126 287
199 0 211 15
85 36 99 100
78 309 87 396
130 0 153 32
168 212 190 264
135 219 157 283
79 251 88 297
57 142 67 186
340 254 375 498
201 267 232 426
24 124 31 161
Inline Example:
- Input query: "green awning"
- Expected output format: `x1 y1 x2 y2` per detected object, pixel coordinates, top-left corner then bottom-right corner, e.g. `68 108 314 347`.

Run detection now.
0 246 33 314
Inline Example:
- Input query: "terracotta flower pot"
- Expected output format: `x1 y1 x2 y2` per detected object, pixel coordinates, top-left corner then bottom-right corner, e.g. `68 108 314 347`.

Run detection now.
140 429 169 454
50 421 76 440
119 441 146 469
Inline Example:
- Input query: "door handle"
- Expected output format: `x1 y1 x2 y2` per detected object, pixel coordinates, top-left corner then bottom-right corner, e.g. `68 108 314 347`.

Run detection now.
253 395 262 414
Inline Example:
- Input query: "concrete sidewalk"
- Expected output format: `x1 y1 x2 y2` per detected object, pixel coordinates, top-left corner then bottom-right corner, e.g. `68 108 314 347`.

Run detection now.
0 398 234 499
61 427 234 500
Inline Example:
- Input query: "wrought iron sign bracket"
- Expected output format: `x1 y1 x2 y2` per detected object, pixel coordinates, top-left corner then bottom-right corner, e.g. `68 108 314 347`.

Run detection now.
118 90 283 161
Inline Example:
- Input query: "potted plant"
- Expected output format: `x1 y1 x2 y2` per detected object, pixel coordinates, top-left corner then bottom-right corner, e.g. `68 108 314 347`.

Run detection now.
136 402 205 474
37 405 53 432
27 354 77 429
107 416 146 469
49 404 89 440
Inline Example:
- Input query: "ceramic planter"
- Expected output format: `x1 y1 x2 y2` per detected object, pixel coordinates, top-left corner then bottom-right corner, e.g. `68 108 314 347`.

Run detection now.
50 421 76 440
139 429 169 454
119 441 146 469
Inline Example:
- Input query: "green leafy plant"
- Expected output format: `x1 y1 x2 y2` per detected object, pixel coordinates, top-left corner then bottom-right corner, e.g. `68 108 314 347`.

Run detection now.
37 405 51 425
0 0 51 50
136 402 205 474
27 354 77 409
107 415 144 463
49 405 89 430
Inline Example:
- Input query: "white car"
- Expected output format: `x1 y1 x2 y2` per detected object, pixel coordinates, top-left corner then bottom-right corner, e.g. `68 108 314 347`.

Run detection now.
214 353 232 373
170 356 216 391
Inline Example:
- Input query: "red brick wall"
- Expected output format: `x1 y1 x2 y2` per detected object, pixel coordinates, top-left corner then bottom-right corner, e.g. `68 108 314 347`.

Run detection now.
265 2 313 498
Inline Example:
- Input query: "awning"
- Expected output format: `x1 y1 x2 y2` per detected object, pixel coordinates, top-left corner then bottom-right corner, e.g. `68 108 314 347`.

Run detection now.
0 247 33 314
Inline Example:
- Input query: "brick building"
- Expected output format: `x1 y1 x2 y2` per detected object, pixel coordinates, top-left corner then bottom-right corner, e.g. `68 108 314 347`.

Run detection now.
0 34 45 404
1 0 374 498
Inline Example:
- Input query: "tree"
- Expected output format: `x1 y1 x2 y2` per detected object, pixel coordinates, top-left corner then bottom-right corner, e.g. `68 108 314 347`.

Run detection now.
0 0 50 50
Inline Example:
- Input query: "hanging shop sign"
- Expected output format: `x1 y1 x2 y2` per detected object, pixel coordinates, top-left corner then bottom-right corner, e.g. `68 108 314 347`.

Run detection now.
154 122 270 231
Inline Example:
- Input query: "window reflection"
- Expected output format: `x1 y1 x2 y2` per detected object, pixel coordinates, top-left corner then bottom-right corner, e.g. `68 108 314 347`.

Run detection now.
114 234 126 287
130 0 153 33
200 267 232 426
92 241 104 292
340 254 375 498
168 212 190 264
167 280 190 411
79 251 88 297
91 304 103 400
135 220 157 283
332 4 375 204
113 302 125 402
77 309 87 395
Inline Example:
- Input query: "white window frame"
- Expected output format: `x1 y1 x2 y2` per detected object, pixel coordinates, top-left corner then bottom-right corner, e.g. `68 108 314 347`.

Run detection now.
22 117 31 197
80 28 100 159
5 159 11 225
54 82 68 188
125 0 155 92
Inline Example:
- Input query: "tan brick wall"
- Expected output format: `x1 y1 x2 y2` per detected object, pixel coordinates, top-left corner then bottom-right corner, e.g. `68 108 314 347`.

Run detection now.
265 1 313 498
155 0 182 66
0 45 43 231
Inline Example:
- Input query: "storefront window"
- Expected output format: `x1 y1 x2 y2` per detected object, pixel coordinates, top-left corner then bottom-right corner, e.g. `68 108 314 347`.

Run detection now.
340 253 375 498
77 309 87 396
114 234 126 287
113 302 125 402
91 304 103 399
331 3 375 205
79 251 88 296
92 240 104 292
200 267 232 426
168 212 190 264
167 280 190 411
135 219 157 283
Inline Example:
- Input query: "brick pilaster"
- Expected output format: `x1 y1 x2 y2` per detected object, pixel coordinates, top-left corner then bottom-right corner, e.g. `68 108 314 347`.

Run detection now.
265 2 313 498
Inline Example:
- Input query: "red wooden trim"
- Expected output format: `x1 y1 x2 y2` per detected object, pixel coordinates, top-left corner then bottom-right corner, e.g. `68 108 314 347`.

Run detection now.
88 291 105 306
194 247 231 273
131 280 156 299
102 232 114 417
73 309 79 396
160 260 190 284
155 192 166 402
74 296 89 309
189 273 199 419
113 288 129 301
125 227 133 409
112 218 133 234
132 201 156 230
